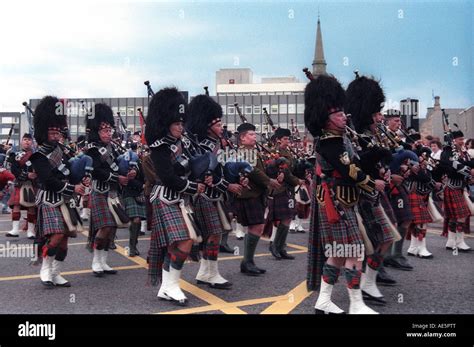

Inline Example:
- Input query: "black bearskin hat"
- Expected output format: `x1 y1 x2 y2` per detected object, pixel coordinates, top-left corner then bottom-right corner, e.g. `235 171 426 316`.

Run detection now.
345 75 385 133
145 87 187 145
274 128 291 139
452 130 464 139
85 103 115 143
187 94 222 141
33 96 68 145
304 75 345 137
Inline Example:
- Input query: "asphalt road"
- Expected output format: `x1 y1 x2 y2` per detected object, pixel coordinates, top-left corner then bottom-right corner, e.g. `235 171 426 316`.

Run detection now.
0 213 472 314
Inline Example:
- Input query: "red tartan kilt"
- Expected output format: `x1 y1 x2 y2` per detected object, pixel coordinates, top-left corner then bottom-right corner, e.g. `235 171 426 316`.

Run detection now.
372 204 395 244
408 192 432 224
296 202 310 219
444 187 471 220
150 198 190 249
318 203 363 246
37 203 67 237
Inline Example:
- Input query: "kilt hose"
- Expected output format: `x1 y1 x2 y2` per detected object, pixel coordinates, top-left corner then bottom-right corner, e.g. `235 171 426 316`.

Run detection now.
444 187 471 220
123 196 147 220
233 196 266 226
267 191 296 222
388 185 413 224
148 198 191 286
193 195 224 239
87 190 117 250
408 192 432 225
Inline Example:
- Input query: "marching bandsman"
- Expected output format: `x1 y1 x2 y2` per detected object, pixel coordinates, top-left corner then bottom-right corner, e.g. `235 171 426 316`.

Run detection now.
30 96 88 287
305 74 380 314
6 133 37 239
85 103 130 277
267 127 305 260
382 113 415 271
186 94 243 288
233 123 281 276
345 74 397 305
146 87 207 306
121 143 146 257
440 130 474 252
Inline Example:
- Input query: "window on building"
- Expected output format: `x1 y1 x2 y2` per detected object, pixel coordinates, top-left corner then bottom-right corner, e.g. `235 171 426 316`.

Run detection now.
244 106 252 115
227 106 235 115
288 104 296 114
221 105 227 115
262 104 270 114
276 92 283 96
2 117 13 124
297 103 304 114
270 105 278 114
253 105 261 114
279 104 288 114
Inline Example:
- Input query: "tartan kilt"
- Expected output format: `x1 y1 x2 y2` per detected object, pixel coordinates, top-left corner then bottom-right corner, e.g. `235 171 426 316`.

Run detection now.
150 198 190 249
36 203 67 238
89 190 117 230
318 202 363 247
8 186 37 209
296 202 311 219
193 196 224 238
233 196 266 226
444 187 471 220
267 191 296 222
372 204 395 244
388 187 413 224
408 192 432 225
123 196 147 220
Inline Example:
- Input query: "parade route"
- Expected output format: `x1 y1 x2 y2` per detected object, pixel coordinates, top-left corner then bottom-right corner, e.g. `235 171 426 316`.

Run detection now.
0 214 472 314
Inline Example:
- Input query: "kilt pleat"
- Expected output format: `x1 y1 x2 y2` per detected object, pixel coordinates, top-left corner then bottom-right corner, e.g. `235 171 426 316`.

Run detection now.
89 191 117 230
388 187 413 223
319 202 363 247
36 203 66 238
444 187 470 220
193 196 223 238
233 197 265 226
267 191 296 222
123 196 147 220
408 192 432 224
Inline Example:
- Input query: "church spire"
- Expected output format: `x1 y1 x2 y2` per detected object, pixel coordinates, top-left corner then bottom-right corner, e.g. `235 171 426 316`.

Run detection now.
312 16 327 76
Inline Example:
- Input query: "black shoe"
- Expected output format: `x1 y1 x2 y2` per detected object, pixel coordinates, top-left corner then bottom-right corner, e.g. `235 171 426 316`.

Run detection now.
362 290 387 305
41 280 55 288
93 271 104 277
219 243 234 254
251 262 266 274
103 269 118 275
240 261 261 276
279 249 295 260
139 231 145 236
376 269 397 286
6 233 19 238
108 242 117 250
384 257 414 271
289 228 297 234
269 242 282 260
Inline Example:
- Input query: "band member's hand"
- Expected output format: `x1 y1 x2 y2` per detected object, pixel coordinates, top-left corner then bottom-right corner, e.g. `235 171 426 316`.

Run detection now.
390 174 404 186
127 170 137 180
118 175 129 186
74 184 86 195
82 177 91 187
204 175 213 187
277 172 284 183
374 179 386 192
197 183 206 193
27 172 37 180
410 164 420 174
227 183 243 195
239 177 249 188
269 178 281 190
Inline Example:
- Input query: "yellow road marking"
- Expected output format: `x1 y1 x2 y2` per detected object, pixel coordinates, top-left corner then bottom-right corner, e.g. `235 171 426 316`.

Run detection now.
158 295 288 314
0 265 143 282
261 280 311 314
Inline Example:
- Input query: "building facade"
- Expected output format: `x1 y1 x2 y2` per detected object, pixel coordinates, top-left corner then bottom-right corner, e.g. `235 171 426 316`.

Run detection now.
0 112 21 148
